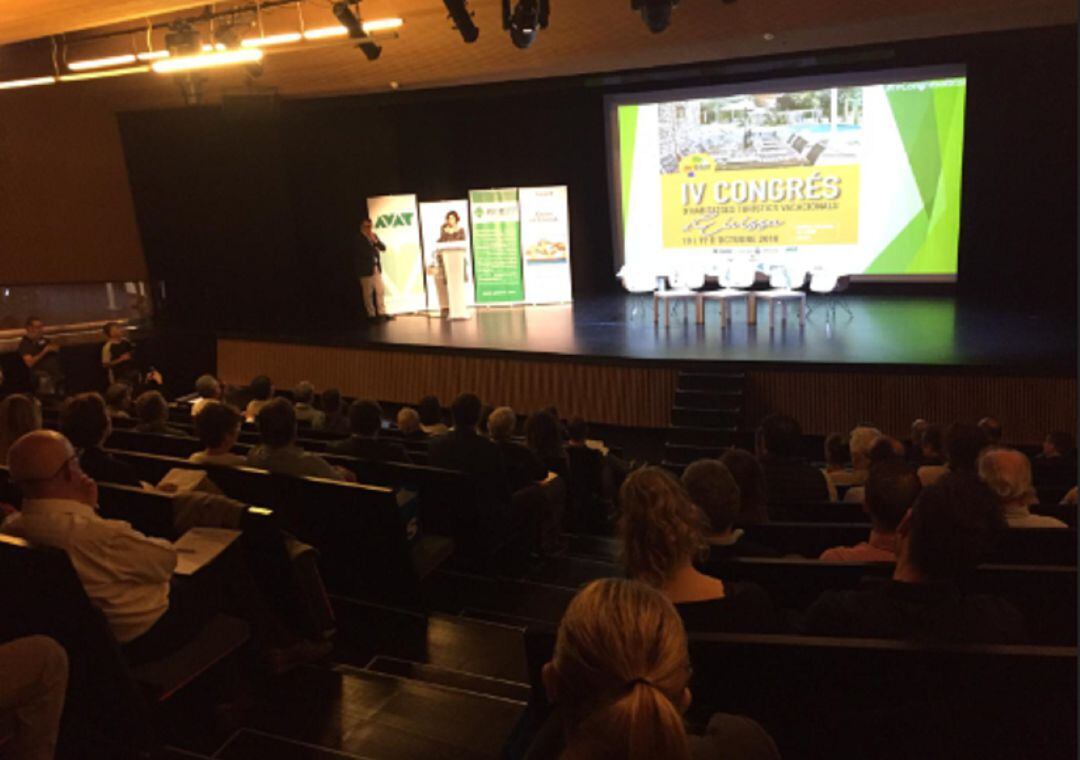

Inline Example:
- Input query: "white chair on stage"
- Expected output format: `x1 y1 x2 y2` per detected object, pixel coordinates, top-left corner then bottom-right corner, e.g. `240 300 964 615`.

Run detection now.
700 259 757 328
653 268 704 327
755 265 808 329
807 269 853 323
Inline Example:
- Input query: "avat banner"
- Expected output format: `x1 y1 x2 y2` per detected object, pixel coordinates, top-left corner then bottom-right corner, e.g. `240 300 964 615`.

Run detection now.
469 188 525 304
365 194 427 314
419 200 474 313
519 186 573 304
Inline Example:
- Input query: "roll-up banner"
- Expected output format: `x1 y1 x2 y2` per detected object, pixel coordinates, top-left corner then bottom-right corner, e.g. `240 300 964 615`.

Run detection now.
366 194 427 314
469 188 525 305
418 200 474 313
519 185 573 304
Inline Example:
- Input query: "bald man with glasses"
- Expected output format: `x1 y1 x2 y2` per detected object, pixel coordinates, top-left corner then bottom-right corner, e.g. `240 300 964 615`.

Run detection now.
1 430 177 645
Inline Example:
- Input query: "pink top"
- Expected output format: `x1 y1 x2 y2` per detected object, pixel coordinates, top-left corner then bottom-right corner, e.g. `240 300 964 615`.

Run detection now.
819 531 897 563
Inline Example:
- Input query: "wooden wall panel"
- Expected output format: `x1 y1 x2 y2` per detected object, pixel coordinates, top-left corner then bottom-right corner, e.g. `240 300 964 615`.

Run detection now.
746 370 1076 444
217 340 679 428
218 339 1076 443
0 86 146 285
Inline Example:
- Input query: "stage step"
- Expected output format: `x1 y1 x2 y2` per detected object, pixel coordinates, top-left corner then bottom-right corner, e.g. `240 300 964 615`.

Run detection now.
362 656 532 703
665 426 751 447
234 663 525 760
674 389 743 410
676 371 746 392
671 406 742 429
330 596 530 683
663 442 727 464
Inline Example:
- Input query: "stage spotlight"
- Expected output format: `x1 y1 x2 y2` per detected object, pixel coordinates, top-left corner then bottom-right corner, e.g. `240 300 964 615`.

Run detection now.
502 0 549 49
443 0 480 43
631 0 680 33
332 1 382 61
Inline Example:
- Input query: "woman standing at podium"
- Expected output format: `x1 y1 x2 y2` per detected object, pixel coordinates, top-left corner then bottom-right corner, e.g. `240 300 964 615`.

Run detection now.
431 211 469 318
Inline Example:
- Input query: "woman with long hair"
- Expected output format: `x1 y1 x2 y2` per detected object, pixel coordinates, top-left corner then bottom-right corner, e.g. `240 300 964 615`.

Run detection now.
538 578 779 759
618 467 778 633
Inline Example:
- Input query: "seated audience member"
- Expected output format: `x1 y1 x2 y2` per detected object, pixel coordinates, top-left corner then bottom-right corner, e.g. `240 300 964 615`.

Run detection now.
803 473 1025 643
755 413 830 504
244 375 274 423
526 410 569 480
327 400 411 463
845 425 882 487
488 405 545 493
190 374 222 417
104 382 134 420
191 401 247 466
978 447 1067 528
978 416 1003 446
907 418 929 463
916 423 947 485
844 436 907 504
100 322 139 387
2 431 176 644
618 467 777 633
418 395 448 436
567 416 633 494
396 406 426 440
821 462 921 562
478 404 494 436
944 422 987 474
19 317 64 398
1033 431 1078 490
682 459 777 561
133 390 186 436
1039 430 1076 462
719 449 769 524
292 381 326 428
536 578 780 760
246 398 347 481
60 392 140 487
429 393 510 507
318 387 349 434
0 394 42 464
0 635 68 760
820 433 850 500
918 422 986 487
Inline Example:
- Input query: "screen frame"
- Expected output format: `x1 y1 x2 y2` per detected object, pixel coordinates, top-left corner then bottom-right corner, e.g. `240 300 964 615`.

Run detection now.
604 63 967 284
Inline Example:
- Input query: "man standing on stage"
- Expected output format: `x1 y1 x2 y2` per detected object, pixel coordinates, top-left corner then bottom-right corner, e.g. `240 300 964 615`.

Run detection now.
355 217 392 321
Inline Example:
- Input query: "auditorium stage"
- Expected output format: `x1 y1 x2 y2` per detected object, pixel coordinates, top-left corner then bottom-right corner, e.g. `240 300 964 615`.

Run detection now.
227 294 1075 372
216 294 1075 440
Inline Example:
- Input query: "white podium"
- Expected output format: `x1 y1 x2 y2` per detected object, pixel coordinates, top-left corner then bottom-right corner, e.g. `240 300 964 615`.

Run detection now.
441 247 471 320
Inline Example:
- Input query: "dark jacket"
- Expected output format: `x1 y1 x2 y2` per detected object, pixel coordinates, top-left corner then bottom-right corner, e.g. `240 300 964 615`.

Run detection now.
429 428 510 507
354 233 387 277
495 439 547 493
326 435 412 464
674 582 782 634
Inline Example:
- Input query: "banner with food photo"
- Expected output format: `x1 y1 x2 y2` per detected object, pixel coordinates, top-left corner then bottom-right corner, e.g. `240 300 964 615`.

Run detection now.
520 185 573 304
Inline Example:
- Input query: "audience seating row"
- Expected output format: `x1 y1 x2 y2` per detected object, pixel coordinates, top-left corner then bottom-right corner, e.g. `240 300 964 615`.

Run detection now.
522 624 1077 759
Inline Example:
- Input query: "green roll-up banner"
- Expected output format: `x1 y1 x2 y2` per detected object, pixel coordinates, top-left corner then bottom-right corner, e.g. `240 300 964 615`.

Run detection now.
469 188 525 304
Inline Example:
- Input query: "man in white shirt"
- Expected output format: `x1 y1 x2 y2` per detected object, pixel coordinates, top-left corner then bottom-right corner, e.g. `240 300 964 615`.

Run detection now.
978 447 1067 528
1 430 177 643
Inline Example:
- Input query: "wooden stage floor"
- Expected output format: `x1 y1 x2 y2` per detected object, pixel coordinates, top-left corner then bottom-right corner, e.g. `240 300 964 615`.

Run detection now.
223 294 1074 373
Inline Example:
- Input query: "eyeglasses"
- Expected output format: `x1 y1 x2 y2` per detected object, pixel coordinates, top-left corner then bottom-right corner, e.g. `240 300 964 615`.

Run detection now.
12 454 78 485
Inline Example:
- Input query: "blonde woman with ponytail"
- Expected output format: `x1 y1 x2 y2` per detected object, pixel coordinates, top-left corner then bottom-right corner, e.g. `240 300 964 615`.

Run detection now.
536 578 779 760
618 467 779 633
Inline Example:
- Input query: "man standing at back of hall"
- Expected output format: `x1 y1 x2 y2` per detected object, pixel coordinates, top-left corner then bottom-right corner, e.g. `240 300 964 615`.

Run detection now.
355 216 392 321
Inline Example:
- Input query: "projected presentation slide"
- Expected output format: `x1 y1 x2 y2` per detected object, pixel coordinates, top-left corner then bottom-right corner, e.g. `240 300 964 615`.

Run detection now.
612 70 966 280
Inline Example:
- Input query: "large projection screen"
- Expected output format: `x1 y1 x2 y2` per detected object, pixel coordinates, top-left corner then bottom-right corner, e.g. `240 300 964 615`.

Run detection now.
607 66 967 283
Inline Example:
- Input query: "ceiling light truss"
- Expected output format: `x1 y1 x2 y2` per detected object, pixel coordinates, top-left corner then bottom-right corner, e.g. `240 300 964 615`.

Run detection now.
0 0 403 90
